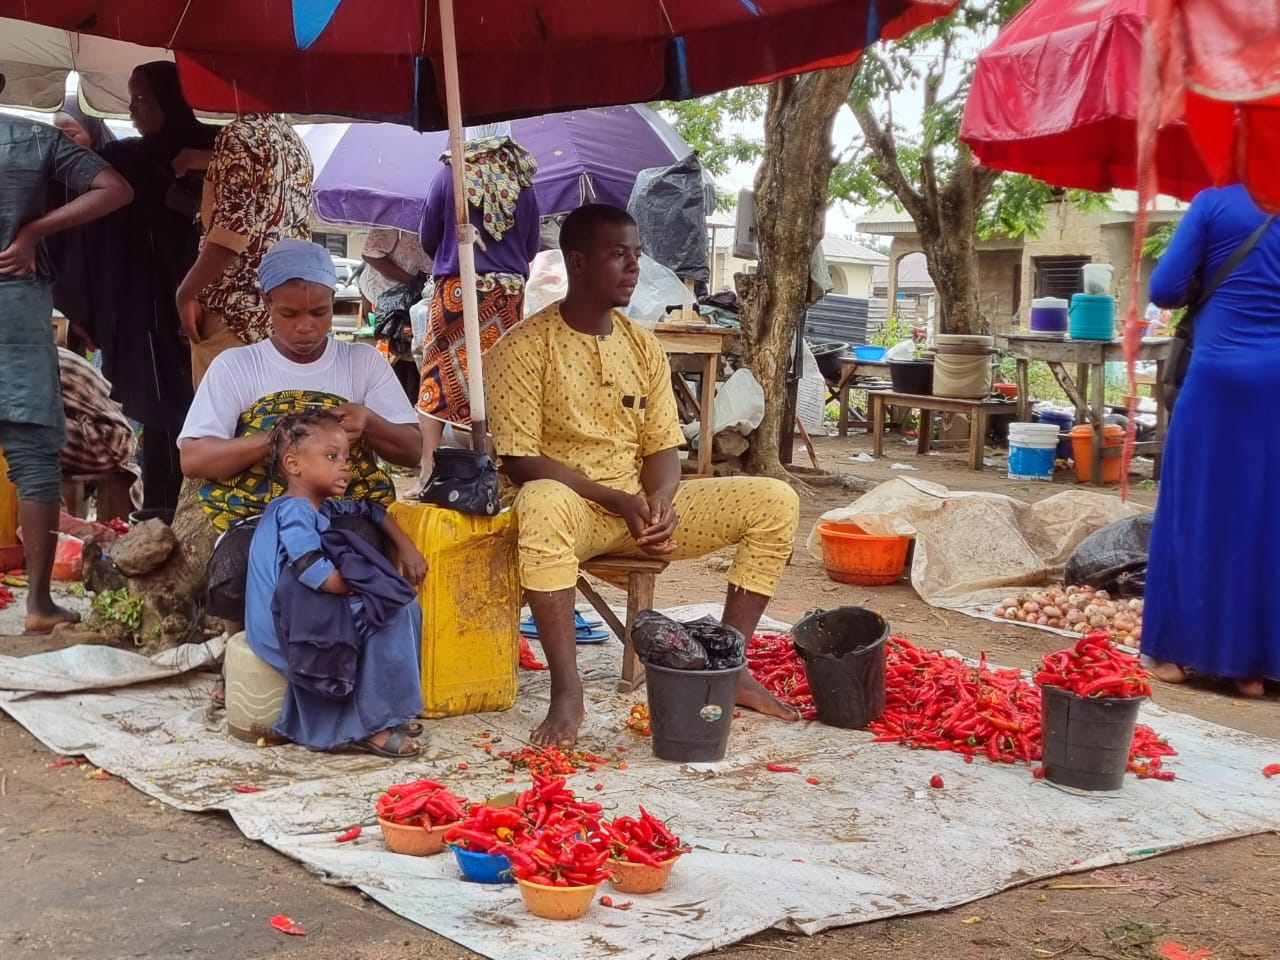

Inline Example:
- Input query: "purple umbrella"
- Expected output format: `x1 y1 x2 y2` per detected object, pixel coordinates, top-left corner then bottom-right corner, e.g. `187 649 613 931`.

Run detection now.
302 104 703 232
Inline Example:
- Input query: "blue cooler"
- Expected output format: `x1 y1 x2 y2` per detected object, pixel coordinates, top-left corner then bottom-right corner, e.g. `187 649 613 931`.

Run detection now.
1035 408 1075 459
1069 294 1116 341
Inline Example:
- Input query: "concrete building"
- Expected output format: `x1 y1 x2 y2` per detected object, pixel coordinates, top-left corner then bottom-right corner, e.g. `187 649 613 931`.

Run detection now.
856 192 1186 334
707 217 888 297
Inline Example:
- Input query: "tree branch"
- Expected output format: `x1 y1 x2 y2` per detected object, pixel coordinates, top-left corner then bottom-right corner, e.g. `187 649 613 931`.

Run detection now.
849 99 926 222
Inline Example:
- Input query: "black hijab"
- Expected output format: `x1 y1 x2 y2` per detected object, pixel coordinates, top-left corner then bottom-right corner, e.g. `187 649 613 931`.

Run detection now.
131 60 217 159
58 97 116 151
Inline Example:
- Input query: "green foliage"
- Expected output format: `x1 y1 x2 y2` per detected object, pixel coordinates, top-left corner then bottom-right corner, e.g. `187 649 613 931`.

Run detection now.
1142 223 1176 260
868 314 920 350
88 588 144 641
997 357 1132 407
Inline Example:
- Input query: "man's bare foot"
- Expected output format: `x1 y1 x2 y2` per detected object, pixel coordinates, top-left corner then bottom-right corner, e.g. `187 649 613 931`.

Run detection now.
1234 677 1266 699
735 671 801 721
531 696 585 748
23 603 81 635
1147 659 1188 684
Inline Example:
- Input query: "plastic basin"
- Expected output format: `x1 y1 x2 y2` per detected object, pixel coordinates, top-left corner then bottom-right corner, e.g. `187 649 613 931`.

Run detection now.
378 818 456 856
517 878 601 920
452 845 514 883
852 345 887 361
610 855 679 894
886 359 934 396
817 522 912 586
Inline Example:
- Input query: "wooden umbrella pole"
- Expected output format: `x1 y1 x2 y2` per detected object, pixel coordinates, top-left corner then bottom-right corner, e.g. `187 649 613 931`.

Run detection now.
437 0 490 450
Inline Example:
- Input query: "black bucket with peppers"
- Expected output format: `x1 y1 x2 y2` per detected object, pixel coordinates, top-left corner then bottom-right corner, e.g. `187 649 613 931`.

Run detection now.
791 606 888 729
1040 685 1142 791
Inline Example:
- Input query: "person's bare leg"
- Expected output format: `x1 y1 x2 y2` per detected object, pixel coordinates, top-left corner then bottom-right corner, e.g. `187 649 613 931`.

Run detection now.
526 587 585 747
20 499 81 633
721 585 800 721
412 414 446 495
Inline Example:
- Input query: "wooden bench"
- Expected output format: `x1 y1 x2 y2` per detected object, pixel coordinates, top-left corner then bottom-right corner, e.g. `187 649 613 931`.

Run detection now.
575 555 669 694
867 391 1014 472
62 470 135 522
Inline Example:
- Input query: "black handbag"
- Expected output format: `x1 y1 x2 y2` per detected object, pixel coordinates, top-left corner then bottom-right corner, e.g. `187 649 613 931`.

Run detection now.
419 447 501 516
1161 215 1274 410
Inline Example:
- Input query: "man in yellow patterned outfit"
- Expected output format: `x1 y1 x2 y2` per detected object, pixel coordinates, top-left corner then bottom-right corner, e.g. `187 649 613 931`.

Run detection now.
486 204 801 747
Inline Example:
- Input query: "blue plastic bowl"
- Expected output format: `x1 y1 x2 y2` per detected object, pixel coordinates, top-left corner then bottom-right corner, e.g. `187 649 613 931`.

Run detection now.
452 845 514 884
852 345 887 361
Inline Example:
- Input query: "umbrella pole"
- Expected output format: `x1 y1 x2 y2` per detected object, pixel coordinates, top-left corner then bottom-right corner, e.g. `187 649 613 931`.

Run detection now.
437 0 490 452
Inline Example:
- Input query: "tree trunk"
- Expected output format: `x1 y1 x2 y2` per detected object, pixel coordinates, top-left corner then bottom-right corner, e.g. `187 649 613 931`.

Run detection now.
737 66 857 477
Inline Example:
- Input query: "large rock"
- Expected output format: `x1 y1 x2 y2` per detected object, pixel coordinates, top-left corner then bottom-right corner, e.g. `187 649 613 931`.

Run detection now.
110 519 177 576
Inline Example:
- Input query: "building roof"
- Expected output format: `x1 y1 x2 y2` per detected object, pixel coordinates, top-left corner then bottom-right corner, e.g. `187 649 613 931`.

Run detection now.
872 252 935 292
820 235 889 264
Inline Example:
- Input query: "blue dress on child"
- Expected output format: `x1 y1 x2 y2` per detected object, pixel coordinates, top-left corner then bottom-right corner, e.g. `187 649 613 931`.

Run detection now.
245 496 424 749
1143 184 1280 680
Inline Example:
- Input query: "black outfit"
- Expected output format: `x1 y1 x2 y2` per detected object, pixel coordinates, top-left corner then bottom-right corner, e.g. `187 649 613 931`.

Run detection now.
58 67 217 512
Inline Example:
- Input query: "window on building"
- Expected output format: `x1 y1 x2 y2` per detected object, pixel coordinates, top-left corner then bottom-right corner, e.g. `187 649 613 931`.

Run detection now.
1034 256 1089 299
313 231 348 258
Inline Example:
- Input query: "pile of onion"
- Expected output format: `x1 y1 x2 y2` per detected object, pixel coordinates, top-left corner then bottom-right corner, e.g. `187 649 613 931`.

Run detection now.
991 585 1142 645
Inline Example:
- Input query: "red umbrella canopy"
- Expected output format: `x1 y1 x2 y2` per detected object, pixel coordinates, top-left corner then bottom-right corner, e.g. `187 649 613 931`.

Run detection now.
960 0 1211 201
0 0 960 126
1152 0 1280 212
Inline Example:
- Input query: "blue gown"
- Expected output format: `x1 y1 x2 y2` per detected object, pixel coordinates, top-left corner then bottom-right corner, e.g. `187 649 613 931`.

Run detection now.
245 496 424 749
1143 184 1280 680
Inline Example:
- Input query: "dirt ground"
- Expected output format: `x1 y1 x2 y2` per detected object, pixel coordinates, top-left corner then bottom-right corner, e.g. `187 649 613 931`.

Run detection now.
2 432 1278 960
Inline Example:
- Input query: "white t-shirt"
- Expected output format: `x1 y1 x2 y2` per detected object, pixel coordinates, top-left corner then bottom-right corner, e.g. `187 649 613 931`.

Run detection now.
179 338 417 444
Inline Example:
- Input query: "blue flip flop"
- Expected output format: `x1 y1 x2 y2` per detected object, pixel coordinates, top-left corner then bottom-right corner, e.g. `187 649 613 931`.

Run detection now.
520 616 611 644
520 612 604 633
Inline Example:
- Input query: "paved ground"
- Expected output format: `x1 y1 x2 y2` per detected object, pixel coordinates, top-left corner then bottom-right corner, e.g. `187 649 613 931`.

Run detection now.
3 432 1277 960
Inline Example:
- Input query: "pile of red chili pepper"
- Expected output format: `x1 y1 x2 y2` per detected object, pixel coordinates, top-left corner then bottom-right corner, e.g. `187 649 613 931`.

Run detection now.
444 773 606 853
1034 632 1153 698
0 584 12 610
747 632 817 720
375 779 469 827
871 637 1043 763
499 745 615 777
870 636 1177 780
604 806 689 865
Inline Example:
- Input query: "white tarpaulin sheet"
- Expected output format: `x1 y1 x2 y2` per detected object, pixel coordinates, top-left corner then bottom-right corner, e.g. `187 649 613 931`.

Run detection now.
2 604 1279 960
807 479 1147 636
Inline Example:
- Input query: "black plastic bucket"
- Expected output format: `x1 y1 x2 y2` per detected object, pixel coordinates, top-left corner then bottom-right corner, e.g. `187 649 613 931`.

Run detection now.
790 607 888 729
646 661 744 762
1041 684 1142 791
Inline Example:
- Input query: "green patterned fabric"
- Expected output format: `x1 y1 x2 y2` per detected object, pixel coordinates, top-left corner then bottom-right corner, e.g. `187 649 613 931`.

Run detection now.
439 137 538 242
198 389 395 532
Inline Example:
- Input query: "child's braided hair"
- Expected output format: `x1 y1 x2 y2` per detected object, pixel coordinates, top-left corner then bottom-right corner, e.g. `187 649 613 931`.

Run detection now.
266 409 344 483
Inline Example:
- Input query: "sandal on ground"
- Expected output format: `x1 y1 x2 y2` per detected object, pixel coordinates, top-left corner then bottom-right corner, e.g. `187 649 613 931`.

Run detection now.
339 728 420 760
397 720 425 737
210 677 227 709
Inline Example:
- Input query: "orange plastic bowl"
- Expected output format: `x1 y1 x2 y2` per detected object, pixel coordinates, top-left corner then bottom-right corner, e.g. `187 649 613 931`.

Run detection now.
377 817 456 856
817 523 912 586
610 855 679 894
516 878 602 920
993 382 1018 399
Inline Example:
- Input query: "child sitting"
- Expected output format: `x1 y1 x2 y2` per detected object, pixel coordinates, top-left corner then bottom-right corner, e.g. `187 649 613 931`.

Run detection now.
245 409 428 758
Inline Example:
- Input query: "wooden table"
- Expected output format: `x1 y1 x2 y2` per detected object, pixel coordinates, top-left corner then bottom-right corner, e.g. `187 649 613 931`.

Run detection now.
834 357 891 436
1001 336 1172 485
653 321 736 477
867 390 1013 471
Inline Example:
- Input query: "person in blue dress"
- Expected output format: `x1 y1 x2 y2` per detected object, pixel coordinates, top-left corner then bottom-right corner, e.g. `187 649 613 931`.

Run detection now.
1143 184 1279 699
246 408 429 757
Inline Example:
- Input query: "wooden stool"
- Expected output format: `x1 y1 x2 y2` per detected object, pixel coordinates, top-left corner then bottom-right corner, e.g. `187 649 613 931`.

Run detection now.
62 471 135 523
576 556 668 694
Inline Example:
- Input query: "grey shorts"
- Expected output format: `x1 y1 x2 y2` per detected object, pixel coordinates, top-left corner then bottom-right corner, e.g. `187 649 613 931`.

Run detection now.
0 420 65 504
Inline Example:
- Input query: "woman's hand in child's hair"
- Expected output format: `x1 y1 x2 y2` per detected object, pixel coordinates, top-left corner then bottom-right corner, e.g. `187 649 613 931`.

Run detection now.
396 544 428 586
333 402 369 442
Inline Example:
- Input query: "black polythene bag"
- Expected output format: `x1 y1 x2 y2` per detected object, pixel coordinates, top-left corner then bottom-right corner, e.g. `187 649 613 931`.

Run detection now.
683 616 746 670
1063 514 1153 597
632 610 709 670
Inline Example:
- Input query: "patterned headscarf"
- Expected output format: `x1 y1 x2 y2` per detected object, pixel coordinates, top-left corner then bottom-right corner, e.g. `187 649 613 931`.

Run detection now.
440 137 538 242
